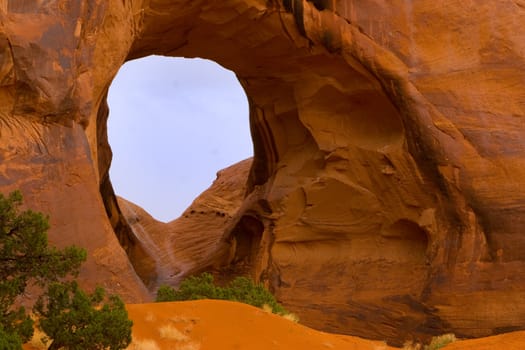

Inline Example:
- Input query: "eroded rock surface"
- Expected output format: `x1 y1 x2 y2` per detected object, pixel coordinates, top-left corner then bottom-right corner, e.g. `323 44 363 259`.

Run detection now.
1 0 524 345
118 158 253 288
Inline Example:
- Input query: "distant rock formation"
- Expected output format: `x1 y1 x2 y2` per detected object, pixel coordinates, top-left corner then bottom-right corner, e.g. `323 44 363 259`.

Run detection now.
118 158 253 289
1 0 524 345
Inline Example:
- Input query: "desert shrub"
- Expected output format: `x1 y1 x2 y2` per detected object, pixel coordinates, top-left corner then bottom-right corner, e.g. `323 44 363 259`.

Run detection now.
403 333 457 350
34 281 132 350
227 276 287 314
156 285 179 302
0 190 86 346
0 190 132 349
157 273 221 302
282 312 300 323
156 273 293 317
403 340 422 350
0 325 22 350
425 334 456 350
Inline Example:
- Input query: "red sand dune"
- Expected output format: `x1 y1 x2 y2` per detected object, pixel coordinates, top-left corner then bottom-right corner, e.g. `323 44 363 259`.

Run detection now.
24 300 525 349
125 300 395 350
444 331 525 350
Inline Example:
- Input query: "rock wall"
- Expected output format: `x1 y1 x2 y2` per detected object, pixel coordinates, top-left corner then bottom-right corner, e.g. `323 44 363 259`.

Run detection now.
0 0 150 302
1 0 524 345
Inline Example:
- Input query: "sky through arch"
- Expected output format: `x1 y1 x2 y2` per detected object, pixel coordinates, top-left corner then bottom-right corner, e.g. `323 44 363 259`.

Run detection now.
107 56 252 222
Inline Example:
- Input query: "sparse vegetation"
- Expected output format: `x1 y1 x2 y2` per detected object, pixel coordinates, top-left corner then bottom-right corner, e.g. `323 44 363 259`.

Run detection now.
403 333 457 350
0 190 132 349
0 325 23 350
0 190 86 346
403 341 421 350
282 312 300 323
425 334 456 350
34 281 132 350
156 272 297 321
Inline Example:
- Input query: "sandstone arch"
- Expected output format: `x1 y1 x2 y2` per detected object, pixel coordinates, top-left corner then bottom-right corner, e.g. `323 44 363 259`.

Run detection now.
1 0 525 345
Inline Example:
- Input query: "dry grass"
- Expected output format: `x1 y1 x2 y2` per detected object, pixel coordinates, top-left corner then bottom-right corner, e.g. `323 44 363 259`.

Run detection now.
403 340 422 350
426 334 456 350
261 303 299 323
403 334 457 350
159 324 189 342
282 312 299 323
262 304 273 313
127 338 160 350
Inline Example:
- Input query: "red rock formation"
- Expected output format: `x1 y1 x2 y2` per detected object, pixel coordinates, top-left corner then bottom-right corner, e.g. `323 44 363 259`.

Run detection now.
118 158 252 288
1 0 524 345
0 1 150 302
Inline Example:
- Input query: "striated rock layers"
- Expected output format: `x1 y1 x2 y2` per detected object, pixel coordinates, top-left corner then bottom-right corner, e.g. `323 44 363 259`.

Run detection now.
1 0 524 345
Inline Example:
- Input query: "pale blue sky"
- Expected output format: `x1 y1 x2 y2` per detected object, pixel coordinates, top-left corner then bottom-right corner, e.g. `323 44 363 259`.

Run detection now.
107 56 252 222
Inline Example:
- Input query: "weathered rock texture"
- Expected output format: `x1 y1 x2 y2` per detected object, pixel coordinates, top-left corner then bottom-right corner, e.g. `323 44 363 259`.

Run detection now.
118 158 253 289
1 0 524 345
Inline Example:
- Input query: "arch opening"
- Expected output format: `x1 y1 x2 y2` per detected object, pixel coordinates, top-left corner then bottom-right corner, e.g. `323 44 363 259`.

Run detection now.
98 1 419 341
107 55 252 223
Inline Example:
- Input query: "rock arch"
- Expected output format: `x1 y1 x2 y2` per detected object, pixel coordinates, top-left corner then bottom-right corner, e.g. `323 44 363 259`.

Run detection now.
1 0 525 345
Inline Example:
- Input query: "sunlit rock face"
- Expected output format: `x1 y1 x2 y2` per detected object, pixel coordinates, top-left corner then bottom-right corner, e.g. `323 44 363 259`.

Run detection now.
1 0 524 345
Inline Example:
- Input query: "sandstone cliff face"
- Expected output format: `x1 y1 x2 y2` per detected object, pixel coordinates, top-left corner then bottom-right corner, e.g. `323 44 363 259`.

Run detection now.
0 0 150 302
1 0 524 345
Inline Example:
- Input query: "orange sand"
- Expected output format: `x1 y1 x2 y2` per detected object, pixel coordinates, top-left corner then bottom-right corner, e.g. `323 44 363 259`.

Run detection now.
24 300 525 349
445 331 525 350
125 300 394 350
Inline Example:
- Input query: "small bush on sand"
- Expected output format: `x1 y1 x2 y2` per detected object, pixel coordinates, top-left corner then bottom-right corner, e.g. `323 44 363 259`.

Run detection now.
282 312 300 323
34 281 132 350
0 190 132 349
403 333 456 350
156 273 296 320
425 334 456 350
0 190 86 345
